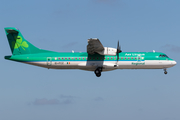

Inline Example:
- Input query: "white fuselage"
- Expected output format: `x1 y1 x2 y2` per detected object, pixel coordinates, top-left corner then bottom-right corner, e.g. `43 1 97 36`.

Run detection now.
26 59 177 72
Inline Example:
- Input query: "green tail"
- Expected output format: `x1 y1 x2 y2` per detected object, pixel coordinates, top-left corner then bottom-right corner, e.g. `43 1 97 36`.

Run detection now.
4 27 50 55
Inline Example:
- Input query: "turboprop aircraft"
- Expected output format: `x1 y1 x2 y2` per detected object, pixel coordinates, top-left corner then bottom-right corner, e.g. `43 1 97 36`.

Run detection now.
4 27 177 77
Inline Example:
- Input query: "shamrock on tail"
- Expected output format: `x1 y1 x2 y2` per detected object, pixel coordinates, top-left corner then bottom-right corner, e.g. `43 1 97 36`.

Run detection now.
12 36 29 50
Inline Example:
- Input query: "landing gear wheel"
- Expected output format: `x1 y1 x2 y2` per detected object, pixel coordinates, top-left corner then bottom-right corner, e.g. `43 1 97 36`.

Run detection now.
98 67 102 72
163 69 168 74
94 67 102 77
96 73 101 77
95 69 100 74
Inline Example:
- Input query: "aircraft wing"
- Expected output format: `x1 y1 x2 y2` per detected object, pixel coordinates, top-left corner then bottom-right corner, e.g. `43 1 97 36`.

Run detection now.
87 38 104 55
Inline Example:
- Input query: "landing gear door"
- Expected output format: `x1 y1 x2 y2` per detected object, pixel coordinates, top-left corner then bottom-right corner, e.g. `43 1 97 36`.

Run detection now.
47 57 52 66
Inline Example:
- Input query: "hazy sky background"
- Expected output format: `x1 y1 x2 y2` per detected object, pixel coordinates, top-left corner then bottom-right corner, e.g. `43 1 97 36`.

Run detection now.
0 0 180 120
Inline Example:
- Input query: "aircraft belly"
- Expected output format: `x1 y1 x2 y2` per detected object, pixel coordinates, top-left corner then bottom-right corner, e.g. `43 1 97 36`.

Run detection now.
78 61 117 71
51 61 83 69
23 60 174 70
24 61 89 69
23 62 48 68
143 60 174 69
117 60 174 69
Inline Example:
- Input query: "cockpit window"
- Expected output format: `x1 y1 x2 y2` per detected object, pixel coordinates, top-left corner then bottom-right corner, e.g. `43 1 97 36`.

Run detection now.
159 54 169 58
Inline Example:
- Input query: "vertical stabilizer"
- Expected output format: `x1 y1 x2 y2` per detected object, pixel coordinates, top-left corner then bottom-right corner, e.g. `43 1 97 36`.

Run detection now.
4 27 49 55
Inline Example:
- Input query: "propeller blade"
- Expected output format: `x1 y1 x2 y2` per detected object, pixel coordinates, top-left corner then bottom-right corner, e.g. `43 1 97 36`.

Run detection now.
117 40 122 53
117 50 119 62
116 40 122 65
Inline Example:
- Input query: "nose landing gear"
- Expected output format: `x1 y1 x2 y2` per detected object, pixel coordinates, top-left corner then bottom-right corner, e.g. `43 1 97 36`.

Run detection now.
94 67 102 77
164 69 168 74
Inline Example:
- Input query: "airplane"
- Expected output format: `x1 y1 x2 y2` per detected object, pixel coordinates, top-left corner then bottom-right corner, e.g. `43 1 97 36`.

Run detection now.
4 27 177 77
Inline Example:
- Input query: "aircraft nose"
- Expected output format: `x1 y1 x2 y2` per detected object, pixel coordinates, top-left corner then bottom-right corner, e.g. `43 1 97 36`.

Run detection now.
171 61 177 66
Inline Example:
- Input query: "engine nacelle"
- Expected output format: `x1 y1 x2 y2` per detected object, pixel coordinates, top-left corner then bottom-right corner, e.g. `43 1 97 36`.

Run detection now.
96 47 117 56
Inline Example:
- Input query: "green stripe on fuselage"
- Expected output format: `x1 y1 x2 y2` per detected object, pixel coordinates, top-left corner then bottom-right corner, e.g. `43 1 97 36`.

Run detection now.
5 52 173 62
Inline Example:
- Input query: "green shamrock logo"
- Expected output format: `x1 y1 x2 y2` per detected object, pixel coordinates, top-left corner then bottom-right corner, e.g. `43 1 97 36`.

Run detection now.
12 36 29 50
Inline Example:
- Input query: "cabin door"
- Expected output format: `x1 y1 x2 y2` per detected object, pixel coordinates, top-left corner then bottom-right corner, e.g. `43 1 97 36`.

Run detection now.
47 57 52 65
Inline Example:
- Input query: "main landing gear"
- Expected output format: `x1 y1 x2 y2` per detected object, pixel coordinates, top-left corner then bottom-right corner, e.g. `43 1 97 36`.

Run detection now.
164 69 168 74
94 67 102 77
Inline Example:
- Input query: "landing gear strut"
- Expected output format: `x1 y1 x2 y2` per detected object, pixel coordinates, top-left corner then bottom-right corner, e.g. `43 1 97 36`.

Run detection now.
164 69 168 74
94 67 102 77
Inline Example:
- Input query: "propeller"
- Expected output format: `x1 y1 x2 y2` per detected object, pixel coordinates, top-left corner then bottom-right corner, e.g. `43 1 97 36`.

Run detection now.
117 41 122 53
116 40 122 65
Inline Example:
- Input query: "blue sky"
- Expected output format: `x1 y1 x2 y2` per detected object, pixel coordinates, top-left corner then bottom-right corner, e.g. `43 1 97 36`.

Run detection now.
0 0 180 120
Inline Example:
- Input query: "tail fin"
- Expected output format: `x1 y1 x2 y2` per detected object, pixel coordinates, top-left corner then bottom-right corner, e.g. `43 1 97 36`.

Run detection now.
4 27 49 55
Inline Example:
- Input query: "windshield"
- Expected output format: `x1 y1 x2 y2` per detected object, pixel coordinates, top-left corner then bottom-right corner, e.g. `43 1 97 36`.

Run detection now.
159 54 169 58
